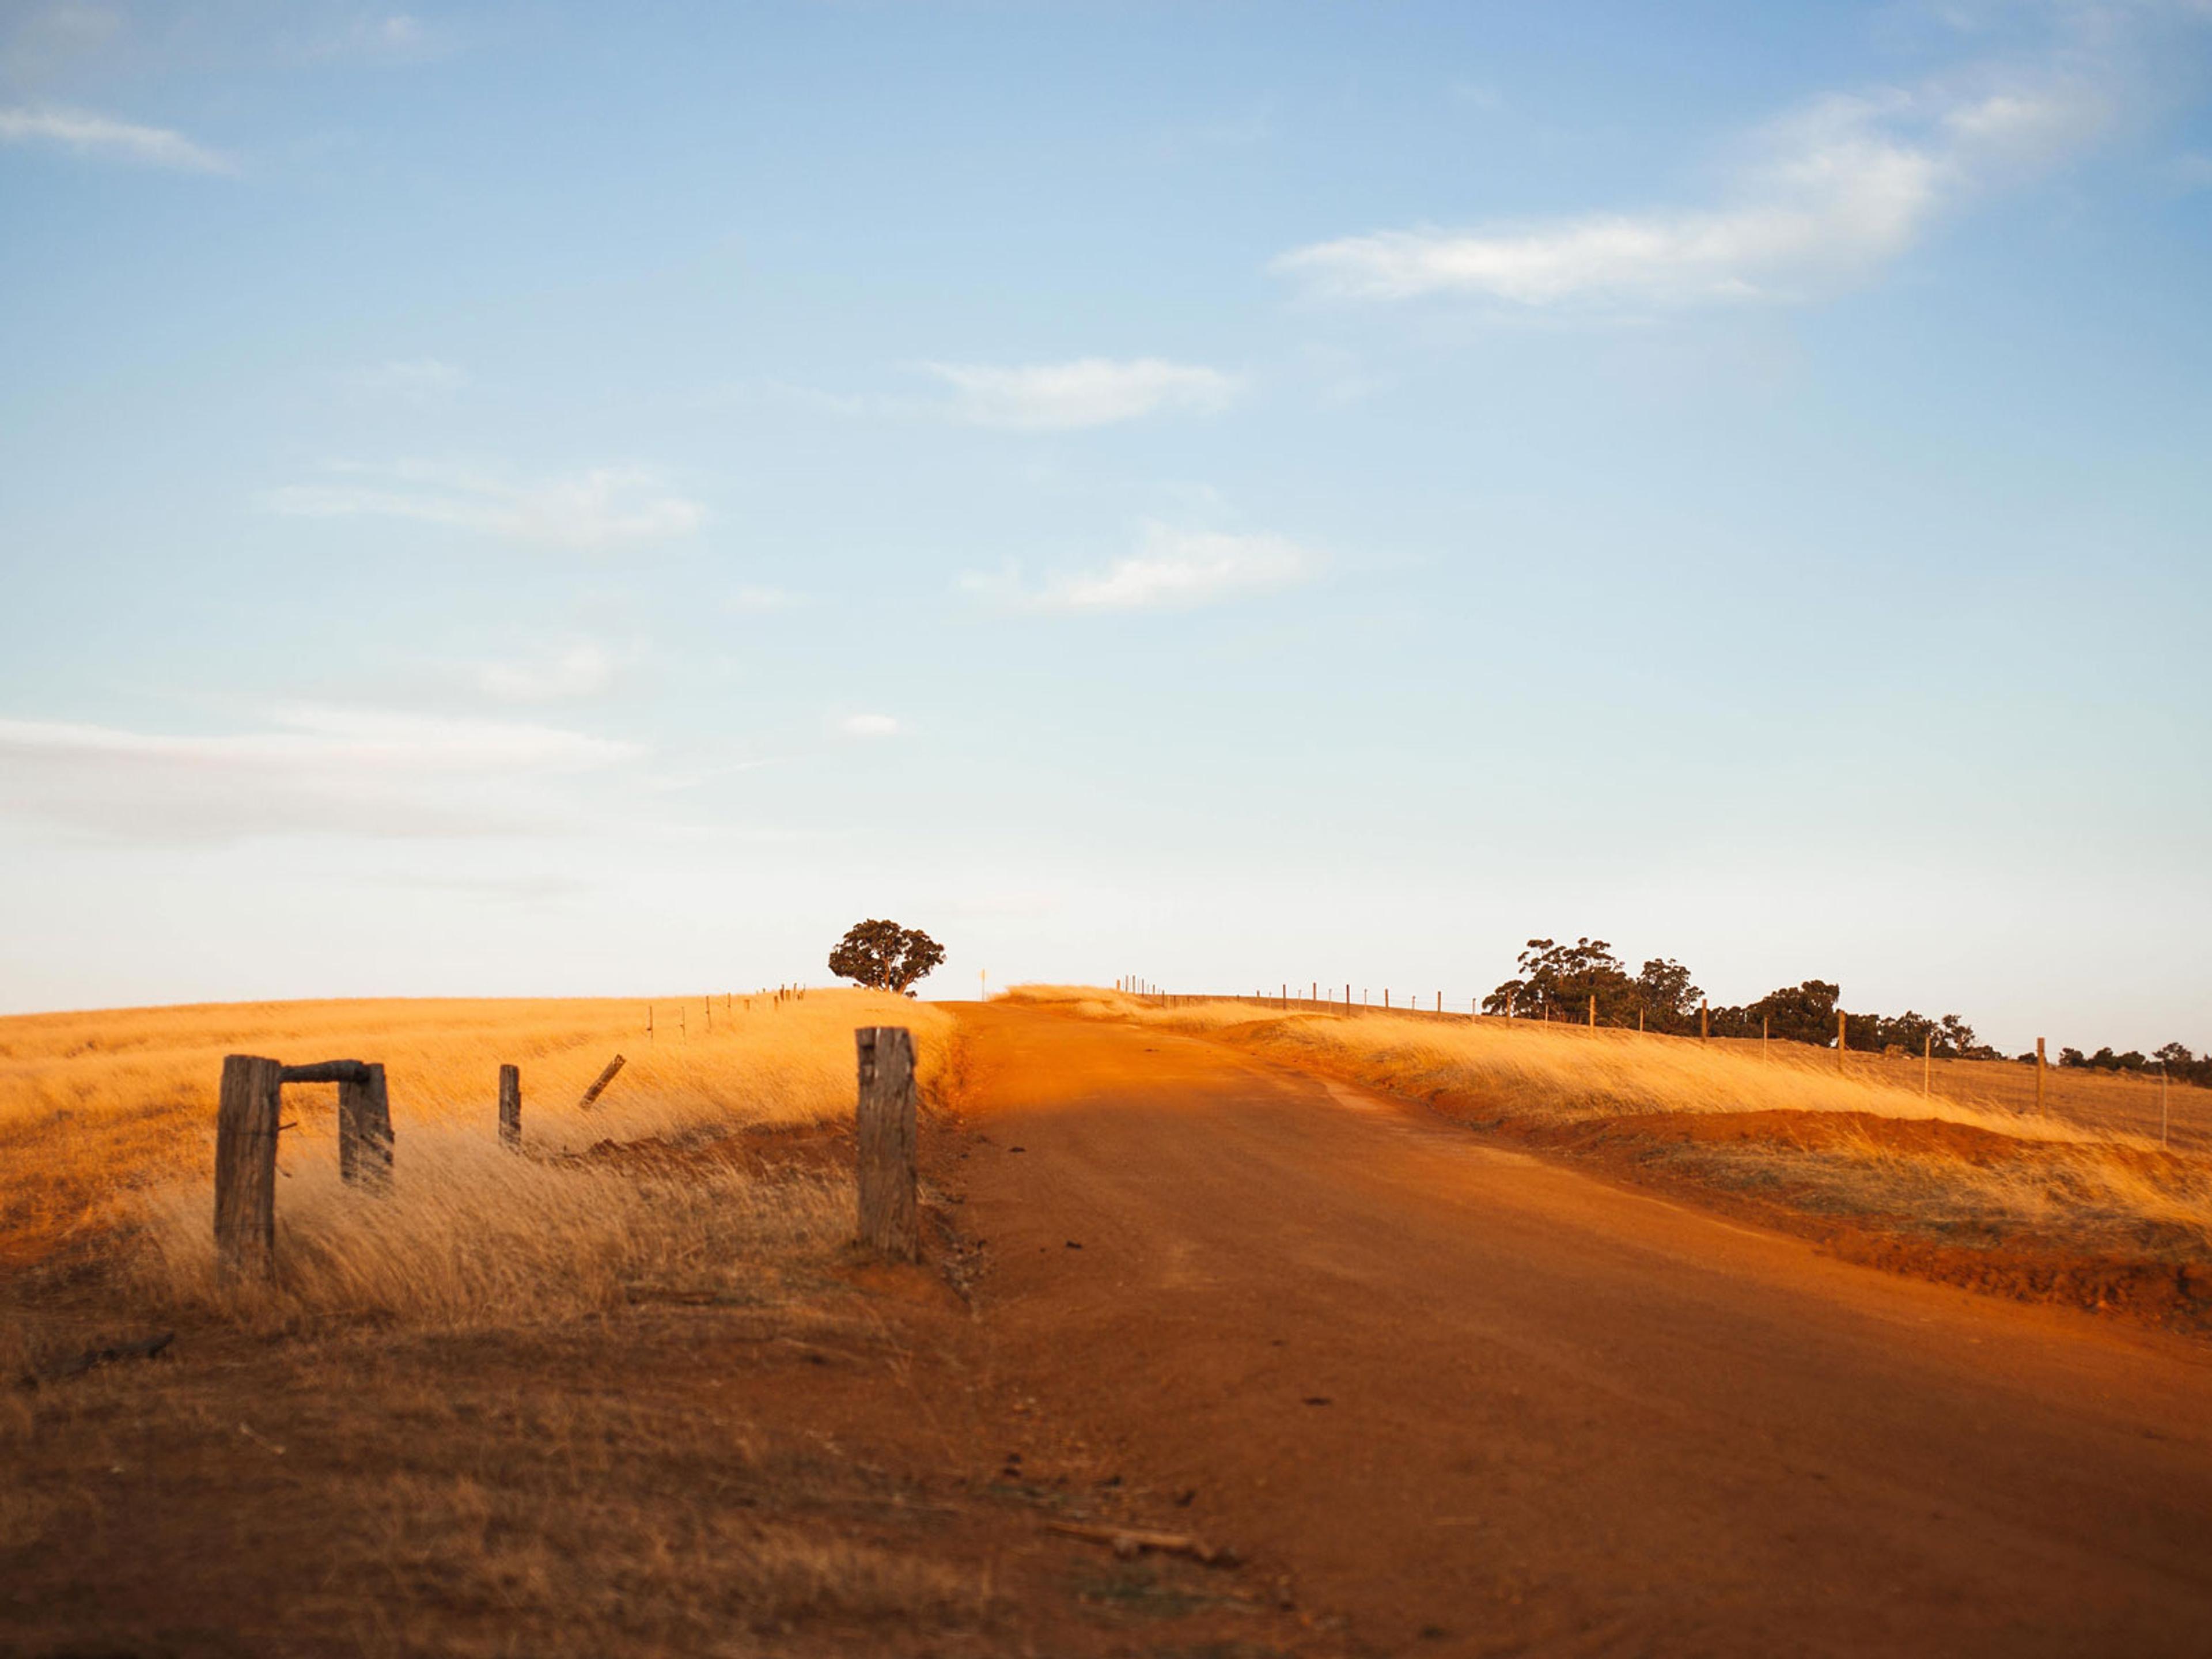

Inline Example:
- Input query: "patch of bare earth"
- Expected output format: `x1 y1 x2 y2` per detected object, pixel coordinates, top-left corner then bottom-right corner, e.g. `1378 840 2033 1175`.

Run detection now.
1 1116 1317 1659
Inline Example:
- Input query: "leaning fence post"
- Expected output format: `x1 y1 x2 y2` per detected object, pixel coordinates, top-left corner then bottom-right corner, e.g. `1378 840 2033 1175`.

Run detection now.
855 1026 918 1260
215 1054 283 1282
578 1054 627 1111
338 1062 393 1189
499 1064 522 1149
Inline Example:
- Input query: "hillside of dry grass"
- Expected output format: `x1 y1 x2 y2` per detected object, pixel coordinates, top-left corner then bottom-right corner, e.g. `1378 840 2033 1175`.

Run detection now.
1012 987 2212 1331
2 992 1317 1657
0 991 950 1301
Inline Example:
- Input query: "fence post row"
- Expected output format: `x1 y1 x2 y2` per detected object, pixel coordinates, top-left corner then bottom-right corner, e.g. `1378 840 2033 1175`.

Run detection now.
855 1025 919 1261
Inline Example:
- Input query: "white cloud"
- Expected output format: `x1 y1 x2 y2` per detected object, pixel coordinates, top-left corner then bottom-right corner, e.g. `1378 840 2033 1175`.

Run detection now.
968 521 1321 613
839 713 902 738
1274 74 2114 309
0 706 639 842
922 358 1238 430
308 11 442 63
0 105 229 172
353 357 465 396
475 641 613 703
728 585 800 613
263 461 704 550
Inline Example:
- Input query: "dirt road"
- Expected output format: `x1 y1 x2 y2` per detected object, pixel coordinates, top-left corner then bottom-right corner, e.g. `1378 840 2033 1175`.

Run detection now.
944 1001 2212 1657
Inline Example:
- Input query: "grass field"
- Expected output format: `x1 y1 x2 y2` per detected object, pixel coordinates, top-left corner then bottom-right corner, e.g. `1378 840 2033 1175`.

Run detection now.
1012 986 2212 1318
0 990 1052 1657
0 990 953 1319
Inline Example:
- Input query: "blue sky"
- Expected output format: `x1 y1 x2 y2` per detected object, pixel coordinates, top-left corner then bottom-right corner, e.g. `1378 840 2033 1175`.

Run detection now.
2 1 2209 1051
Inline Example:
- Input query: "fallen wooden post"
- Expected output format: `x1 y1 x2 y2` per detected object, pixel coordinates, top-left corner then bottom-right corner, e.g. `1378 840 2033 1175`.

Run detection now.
215 1055 283 1282
499 1063 522 1149
1043 1520 1237 1567
855 1026 918 1260
578 1054 627 1111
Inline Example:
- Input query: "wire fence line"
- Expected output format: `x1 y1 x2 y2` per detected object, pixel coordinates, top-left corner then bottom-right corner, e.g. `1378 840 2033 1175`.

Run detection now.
1107 978 2205 1153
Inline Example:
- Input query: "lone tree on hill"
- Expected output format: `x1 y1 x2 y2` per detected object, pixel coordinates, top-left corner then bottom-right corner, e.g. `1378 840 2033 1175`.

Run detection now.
828 919 945 996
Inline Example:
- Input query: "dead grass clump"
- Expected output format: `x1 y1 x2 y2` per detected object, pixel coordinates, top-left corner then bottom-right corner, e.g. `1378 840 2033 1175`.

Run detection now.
133 1130 854 1329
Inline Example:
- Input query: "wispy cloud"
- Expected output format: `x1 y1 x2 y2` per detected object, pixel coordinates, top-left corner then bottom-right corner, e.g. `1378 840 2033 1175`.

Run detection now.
922 358 1238 430
728 585 801 613
0 706 639 842
967 521 1321 613
0 105 230 172
475 641 613 703
263 461 704 550
317 12 440 62
1275 73 2114 309
839 713 902 738
352 357 465 397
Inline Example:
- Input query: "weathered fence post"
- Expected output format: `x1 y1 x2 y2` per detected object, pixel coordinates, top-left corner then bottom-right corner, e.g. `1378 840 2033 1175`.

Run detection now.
215 1054 282 1282
336 1062 393 1189
1923 1032 1932 1099
1700 999 1709 1043
499 1064 522 1149
2035 1037 2047 1115
855 1026 918 1260
578 1054 627 1111
1588 993 1596 1029
1837 1008 1848 1074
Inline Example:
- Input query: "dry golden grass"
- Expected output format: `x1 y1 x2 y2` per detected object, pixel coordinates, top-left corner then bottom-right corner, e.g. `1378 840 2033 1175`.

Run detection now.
0 990 953 1326
1013 986 2212 1267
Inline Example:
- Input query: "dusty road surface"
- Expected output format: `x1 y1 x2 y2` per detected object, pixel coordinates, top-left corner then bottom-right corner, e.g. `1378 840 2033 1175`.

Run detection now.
944 1001 2212 1657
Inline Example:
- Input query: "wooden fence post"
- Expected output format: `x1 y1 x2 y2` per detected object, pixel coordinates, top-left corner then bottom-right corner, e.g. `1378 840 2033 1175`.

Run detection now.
1700 999 1709 1043
499 1064 522 1150
1588 993 1596 1029
2035 1037 2046 1115
578 1054 627 1111
1923 1032 1932 1099
1837 1008 1847 1074
337 1062 393 1189
855 1027 918 1260
215 1055 282 1282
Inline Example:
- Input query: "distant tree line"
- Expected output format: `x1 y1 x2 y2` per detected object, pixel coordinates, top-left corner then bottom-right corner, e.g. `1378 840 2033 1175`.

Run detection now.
1476 936 2203 1069
2059 1042 2212 1085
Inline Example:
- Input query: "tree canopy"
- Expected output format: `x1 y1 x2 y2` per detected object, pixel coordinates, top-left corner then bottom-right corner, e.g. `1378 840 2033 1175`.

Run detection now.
827 919 945 995
1484 942 1992 1056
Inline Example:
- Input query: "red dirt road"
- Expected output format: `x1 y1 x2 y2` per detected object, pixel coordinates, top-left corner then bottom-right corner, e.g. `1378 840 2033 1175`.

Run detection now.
945 1002 2212 1656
